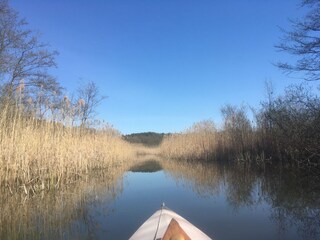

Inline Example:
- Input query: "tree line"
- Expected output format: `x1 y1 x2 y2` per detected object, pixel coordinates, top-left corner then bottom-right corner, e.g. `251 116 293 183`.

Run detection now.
123 132 169 147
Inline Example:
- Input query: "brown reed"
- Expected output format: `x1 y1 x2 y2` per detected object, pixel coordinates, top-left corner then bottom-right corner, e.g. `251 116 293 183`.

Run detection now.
160 121 218 161
0 99 137 195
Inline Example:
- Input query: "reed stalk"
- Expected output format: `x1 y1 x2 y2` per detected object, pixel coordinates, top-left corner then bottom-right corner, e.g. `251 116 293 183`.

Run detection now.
0 100 136 195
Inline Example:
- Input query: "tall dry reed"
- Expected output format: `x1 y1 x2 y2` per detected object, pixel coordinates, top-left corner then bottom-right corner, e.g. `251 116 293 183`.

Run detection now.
160 121 218 161
0 100 136 195
160 117 258 163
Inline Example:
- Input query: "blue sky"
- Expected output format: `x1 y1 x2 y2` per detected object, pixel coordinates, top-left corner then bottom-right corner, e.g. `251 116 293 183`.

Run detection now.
12 0 305 134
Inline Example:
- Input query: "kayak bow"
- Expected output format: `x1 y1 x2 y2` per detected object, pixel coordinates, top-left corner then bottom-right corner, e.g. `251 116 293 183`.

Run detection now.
129 205 212 240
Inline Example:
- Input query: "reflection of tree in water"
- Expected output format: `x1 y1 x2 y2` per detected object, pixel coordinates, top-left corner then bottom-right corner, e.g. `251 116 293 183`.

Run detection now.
224 165 261 209
163 160 320 239
262 170 320 240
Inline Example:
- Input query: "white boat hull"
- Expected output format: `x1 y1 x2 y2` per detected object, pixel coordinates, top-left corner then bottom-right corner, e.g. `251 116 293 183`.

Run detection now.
129 207 212 240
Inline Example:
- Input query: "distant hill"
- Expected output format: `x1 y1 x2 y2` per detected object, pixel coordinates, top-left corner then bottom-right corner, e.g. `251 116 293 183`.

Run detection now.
123 132 169 147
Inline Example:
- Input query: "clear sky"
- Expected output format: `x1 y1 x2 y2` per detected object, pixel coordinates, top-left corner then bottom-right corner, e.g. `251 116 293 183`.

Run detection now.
11 0 305 134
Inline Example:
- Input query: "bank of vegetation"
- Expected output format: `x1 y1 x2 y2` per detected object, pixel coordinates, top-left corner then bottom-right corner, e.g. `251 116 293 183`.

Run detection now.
0 100 136 194
161 0 320 177
160 83 320 176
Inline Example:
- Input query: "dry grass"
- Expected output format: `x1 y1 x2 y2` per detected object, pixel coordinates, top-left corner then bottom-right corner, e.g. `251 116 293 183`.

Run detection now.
160 121 218 161
160 116 259 163
133 143 161 156
0 103 137 195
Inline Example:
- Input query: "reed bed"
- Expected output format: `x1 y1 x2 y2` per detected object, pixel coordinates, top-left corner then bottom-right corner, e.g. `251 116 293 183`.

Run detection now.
0 103 137 195
160 121 219 161
160 132 217 161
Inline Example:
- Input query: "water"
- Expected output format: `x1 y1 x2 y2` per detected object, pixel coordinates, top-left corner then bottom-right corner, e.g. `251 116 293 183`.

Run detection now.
1 159 319 239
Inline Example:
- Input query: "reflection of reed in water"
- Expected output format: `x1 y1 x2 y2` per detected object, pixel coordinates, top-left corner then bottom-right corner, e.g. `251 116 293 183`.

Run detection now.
162 160 262 204
161 160 223 197
0 161 136 240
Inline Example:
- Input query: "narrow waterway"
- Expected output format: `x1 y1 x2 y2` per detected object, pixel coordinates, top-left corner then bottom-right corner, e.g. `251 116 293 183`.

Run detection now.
1 159 319 240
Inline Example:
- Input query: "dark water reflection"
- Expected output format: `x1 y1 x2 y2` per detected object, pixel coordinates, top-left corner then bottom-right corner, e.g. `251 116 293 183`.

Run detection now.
1 160 319 239
128 160 163 173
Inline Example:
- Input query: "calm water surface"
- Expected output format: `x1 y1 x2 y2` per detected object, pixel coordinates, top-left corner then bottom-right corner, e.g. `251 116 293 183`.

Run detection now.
1 159 319 240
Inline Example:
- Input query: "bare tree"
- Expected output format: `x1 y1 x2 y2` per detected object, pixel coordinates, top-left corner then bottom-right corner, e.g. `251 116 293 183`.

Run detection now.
0 0 61 105
221 104 252 155
275 0 320 81
77 81 107 127
259 83 320 168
